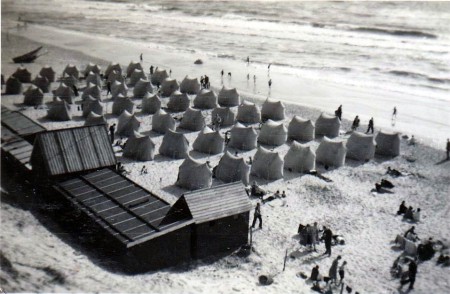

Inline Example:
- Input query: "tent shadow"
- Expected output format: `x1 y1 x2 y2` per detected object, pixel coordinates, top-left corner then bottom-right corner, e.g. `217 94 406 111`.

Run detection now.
140 129 163 139
373 154 398 164
153 154 184 163
283 169 306 182
161 184 186 198
345 158 369 168
435 158 449 165
188 150 217 160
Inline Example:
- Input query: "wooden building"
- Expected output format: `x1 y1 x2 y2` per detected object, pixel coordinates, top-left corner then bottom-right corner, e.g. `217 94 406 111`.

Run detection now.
53 168 194 272
173 182 252 259
1 106 46 143
1 126 33 176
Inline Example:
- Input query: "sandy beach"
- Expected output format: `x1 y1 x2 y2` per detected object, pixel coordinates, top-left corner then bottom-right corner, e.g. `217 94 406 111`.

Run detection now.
1 25 450 294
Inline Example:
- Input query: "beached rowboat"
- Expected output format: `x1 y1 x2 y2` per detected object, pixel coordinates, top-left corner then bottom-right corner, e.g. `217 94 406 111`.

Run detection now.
12 46 43 63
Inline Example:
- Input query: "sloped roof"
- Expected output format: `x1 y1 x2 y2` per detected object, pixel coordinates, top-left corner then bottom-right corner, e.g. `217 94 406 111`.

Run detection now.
182 182 252 224
1 126 33 170
31 125 116 176
1 106 46 138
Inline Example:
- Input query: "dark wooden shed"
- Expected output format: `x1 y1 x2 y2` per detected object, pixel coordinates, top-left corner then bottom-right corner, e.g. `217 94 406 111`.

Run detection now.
1 126 33 175
175 182 252 260
1 106 46 143
53 168 194 272
30 125 116 181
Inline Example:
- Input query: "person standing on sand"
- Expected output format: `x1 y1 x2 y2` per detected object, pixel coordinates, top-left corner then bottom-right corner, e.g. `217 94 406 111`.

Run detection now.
253 75 256 84
401 260 417 290
221 69 224 77
446 139 450 160
149 65 154 75
366 117 374 134
335 105 342 120
140 53 143 62
251 203 262 229
106 81 111 97
322 226 333 256
338 260 347 286
328 255 341 284
392 106 397 119
351 115 360 131
247 73 250 81
247 56 250 64
109 124 116 144
268 79 272 88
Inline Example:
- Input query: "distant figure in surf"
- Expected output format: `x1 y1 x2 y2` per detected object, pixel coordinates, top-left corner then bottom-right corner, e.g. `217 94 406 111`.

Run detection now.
228 72 232 78
247 56 250 64
351 115 360 131
140 53 143 62
268 63 271 71
253 75 256 84
268 79 272 88
221 69 224 77
392 106 397 119
366 117 374 134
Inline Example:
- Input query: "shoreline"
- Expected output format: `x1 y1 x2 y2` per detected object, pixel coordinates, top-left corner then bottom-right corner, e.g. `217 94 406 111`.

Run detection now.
2 23 449 149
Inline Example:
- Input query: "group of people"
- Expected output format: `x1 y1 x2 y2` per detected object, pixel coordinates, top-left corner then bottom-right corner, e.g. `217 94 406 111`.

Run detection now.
310 256 353 293
298 224 336 257
200 75 210 89
374 178 395 193
398 201 421 222
334 105 373 134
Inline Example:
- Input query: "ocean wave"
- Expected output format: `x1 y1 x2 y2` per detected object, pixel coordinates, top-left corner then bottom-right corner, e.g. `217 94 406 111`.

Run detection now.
388 70 450 84
353 27 437 39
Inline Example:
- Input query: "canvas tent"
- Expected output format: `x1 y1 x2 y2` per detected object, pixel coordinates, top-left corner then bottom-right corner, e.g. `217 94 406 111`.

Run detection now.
133 78 153 98
32 75 50 93
151 68 169 86
193 89 218 109
23 85 44 106
261 99 285 121
375 131 400 157
60 75 78 88
237 101 261 124
284 141 315 173
316 136 346 168
315 113 341 138
218 87 240 107
84 63 101 77
53 83 75 104
215 151 250 185
47 100 72 121
129 69 147 86
126 61 143 78
5 77 22 94
117 110 140 137
105 62 122 79
179 108 205 131
12 67 32 83
211 107 236 127
251 146 284 180
176 156 212 190
39 66 56 82
288 116 315 142
85 72 102 86
82 97 104 117
160 78 180 97
152 109 176 134
82 84 101 101
84 112 107 126
141 93 161 114
258 119 288 146
123 133 156 161
111 81 128 98
228 122 258 150
159 130 189 159
346 132 376 161
107 70 124 84
192 127 224 155
180 76 200 94
63 64 80 80
167 91 190 112
112 95 134 116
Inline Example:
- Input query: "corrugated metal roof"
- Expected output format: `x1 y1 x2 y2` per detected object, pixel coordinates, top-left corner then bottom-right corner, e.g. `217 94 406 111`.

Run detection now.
33 125 116 176
182 182 252 224
55 169 191 245
1 107 46 138
1 126 33 170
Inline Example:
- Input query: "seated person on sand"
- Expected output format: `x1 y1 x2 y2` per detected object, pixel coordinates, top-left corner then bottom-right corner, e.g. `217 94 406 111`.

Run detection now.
417 237 435 261
381 179 395 189
245 181 266 198
386 166 403 177
262 190 282 204
282 190 286 198
403 206 414 220
117 162 128 175
404 226 419 242
397 201 407 215
140 165 148 175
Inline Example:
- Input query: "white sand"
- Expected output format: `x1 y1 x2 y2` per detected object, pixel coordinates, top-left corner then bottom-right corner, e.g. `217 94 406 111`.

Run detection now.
1 29 450 294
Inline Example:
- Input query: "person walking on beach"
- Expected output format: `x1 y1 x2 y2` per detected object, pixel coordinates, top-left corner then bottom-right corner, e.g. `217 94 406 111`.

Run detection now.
338 261 347 286
401 260 417 290
247 56 250 64
72 85 79 97
322 226 333 256
335 105 342 120
392 106 397 119
204 75 210 89
328 256 341 284
106 81 112 97
221 69 224 77
149 65 154 75
351 115 360 131
247 73 250 81
366 117 374 134
251 203 262 229
140 53 143 62
109 124 116 144
268 79 272 88
268 63 271 72
446 139 450 160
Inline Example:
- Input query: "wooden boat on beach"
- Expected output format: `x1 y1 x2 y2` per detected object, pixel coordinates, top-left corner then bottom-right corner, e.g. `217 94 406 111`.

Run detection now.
12 46 43 63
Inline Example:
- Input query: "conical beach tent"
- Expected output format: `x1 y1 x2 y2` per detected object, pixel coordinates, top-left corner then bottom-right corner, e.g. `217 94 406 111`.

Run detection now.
82 84 101 101
375 131 400 157
251 146 284 180
228 122 258 150
111 81 128 98
167 91 190 112
176 156 212 190
12 67 32 83
142 93 161 114
123 133 156 161
237 100 261 124
117 110 140 136
39 66 56 82
23 85 44 106
85 72 102 86
5 76 22 94
112 95 134 115
346 132 375 161
193 89 218 109
193 127 224 154
211 107 236 127
218 86 240 107
160 78 180 97
63 64 80 80
54 83 75 104
179 107 205 131
180 76 200 94
126 61 143 78
84 63 101 77
47 100 72 121
32 75 50 93
82 97 104 117
151 68 169 86
316 136 346 168
105 62 122 79
261 99 285 121
288 116 315 142
133 78 153 98
159 130 189 159
152 109 176 134
258 119 288 146
284 141 315 173
129 69 147 86
84 112 107 126
315 113 341 138
215 151 250 185
107 70 124 84
60 75 78 88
